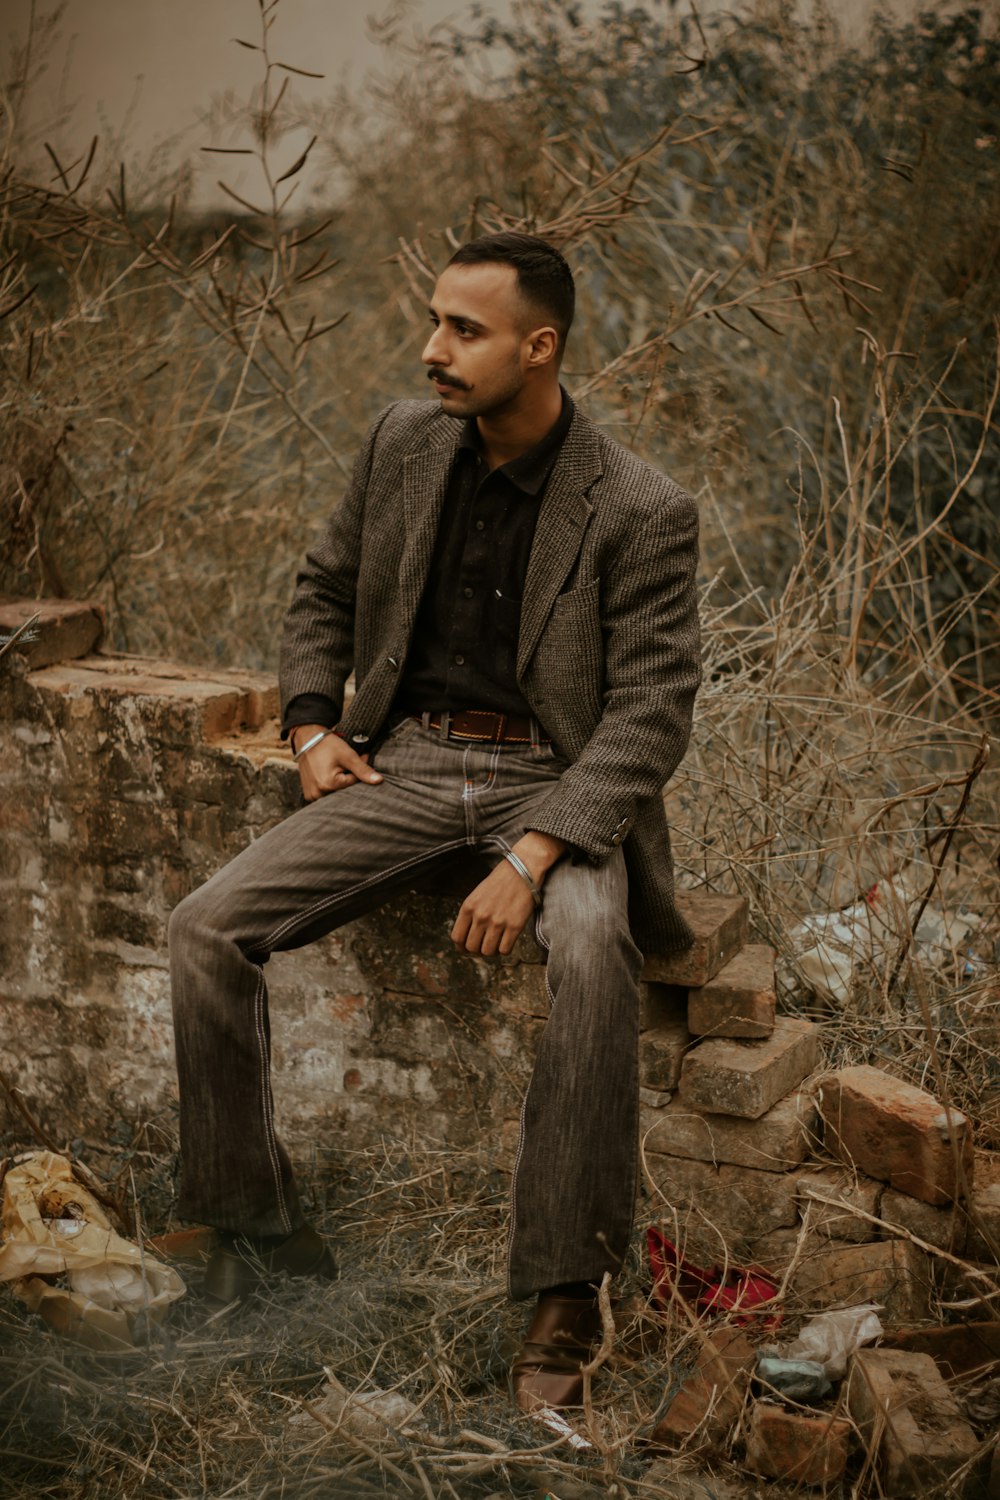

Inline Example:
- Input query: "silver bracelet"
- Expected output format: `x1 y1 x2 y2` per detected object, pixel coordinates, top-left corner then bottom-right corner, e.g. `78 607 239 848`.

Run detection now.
292 728 333 761
503 850 543 908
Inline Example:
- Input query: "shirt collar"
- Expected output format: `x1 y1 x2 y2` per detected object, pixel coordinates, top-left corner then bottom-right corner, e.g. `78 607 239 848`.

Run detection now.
458 387 574 496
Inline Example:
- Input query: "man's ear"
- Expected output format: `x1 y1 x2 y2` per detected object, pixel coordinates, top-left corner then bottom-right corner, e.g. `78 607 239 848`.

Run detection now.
526 326 559 367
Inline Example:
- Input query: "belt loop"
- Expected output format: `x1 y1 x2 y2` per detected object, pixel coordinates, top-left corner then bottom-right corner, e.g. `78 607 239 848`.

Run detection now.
439 710 451 741
495 713 506 746
421 711 431 731
530 716 541 752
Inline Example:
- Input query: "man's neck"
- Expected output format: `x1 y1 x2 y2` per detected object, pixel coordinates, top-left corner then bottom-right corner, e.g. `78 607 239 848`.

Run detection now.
476 382 564 471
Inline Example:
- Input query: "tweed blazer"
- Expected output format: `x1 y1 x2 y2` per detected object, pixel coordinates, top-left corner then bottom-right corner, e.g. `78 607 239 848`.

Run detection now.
279 399 701 953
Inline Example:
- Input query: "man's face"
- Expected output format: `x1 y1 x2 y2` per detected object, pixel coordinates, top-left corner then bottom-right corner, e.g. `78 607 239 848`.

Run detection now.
422 262 540 419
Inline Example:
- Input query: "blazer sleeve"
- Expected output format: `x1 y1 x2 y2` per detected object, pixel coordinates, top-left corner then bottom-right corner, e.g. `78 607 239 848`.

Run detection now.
525 484 701 861
279 404 397 723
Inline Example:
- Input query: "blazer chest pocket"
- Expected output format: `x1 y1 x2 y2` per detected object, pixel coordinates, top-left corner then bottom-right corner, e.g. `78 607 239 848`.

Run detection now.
543 578 603 689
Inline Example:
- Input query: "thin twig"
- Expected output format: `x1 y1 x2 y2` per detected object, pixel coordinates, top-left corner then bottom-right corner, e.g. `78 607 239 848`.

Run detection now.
887 735 990 1002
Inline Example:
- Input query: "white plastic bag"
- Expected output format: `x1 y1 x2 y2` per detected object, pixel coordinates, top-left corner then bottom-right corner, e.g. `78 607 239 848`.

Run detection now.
780 1303 883 1381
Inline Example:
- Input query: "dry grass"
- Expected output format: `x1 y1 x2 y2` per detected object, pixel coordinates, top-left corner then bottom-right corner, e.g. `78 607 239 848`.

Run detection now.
1 1134 998 1499
0 1140 761 1500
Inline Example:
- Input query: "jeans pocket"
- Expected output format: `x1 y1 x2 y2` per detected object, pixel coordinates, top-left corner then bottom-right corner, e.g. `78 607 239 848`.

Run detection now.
370 714 418 770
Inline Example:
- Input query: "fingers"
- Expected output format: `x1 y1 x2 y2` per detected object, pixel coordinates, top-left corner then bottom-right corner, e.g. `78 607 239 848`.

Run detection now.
302 766 358 802
340 746 382 785
450 908 472 950
450 868 533 955
450 909 505 956
297 736 382 800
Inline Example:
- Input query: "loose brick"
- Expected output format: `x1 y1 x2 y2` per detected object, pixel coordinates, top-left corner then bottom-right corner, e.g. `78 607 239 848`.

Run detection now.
880 1187 967 1254
679 1018 821 1120
792 1238 932 1321
641 1086 820 1171
640 1020 691 1092
650 1326 755 1451
966 1182 1000 1262
797 1167 883 1243
976 1149 1000 1190
848 1348 979 1496
881 1322 1000 1381
33 658 280 746
0 597 104 669
818 1065 974 1207
746 1402 852 1485
644 1155 800 1240
643 893 748 987
687 944 776 1040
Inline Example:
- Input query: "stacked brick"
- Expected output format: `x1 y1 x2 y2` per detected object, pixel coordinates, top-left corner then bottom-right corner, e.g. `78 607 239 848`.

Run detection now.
640 904 994 1491
636 895 996 1310
639 900 825 1270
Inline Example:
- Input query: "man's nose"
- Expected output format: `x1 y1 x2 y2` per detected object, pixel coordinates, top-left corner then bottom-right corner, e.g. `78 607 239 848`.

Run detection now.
422 326 447 365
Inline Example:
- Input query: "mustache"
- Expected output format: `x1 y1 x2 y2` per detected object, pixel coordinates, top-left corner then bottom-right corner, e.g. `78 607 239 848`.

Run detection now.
427 368 470 391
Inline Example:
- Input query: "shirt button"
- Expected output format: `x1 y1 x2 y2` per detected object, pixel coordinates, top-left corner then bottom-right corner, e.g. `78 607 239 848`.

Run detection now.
463 586 474 598
454 654 465 666
475 519 485 531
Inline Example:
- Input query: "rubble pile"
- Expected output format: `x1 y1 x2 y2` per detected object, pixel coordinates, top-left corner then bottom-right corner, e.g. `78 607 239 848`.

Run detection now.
637 892 1000 1492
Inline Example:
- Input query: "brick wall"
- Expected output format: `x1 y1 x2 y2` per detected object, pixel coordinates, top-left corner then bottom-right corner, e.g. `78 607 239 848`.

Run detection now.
0 613 543 1157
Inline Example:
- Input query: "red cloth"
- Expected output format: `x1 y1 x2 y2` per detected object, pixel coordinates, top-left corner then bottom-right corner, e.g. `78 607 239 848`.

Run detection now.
647 1226 782 1328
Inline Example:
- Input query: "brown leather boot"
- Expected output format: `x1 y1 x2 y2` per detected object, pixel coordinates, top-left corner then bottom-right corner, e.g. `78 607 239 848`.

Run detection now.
511 1293 602 1412
202 1223 338 1307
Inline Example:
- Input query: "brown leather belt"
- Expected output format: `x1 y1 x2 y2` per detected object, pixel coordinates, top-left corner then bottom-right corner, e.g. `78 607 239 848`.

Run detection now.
414 710 549 745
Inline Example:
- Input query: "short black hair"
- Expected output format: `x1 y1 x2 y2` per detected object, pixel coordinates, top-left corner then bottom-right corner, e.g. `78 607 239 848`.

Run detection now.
447 231 575 352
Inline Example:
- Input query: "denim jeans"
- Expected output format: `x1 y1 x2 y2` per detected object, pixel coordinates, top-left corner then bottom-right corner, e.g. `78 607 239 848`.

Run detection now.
169 718 643 1299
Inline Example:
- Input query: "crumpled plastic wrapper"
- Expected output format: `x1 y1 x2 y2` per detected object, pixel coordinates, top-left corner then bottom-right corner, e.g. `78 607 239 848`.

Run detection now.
0 1151 186 1351
764 1303 883 1382
289 1370 421 1442
791 872 984 1006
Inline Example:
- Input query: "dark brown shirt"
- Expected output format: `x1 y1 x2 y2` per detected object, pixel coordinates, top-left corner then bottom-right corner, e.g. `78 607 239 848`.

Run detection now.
283 388 573 736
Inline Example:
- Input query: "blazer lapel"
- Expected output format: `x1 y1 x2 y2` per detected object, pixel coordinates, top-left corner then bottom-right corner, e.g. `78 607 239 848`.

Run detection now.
398 420 462 638
517 412 602 677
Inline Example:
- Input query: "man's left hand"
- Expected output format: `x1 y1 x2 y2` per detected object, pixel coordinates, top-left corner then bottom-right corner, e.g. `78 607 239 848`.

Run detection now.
451 832 566 956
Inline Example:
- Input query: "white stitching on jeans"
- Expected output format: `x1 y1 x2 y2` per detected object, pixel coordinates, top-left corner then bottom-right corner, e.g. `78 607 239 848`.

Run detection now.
262 837 471 952
505 906 553 1296
461 741 502 843
253 963 293 1235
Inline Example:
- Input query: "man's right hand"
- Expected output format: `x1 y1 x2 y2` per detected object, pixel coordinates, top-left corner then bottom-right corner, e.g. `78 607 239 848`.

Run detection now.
290 724 383 802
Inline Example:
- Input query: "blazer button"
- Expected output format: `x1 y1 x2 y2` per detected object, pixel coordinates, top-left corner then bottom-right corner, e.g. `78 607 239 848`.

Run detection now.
387 655 399 669
611 831 623 846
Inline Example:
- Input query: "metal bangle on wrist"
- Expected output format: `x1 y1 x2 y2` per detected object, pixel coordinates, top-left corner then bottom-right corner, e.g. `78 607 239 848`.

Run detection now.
502 849 543 908
292 728 334 761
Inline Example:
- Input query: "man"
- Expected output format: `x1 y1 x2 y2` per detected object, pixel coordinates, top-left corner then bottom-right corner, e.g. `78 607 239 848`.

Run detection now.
169 231 701 1411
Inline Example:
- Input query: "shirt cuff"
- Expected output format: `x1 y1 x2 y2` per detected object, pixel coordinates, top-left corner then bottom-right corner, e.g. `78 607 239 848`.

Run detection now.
281 693 339 741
